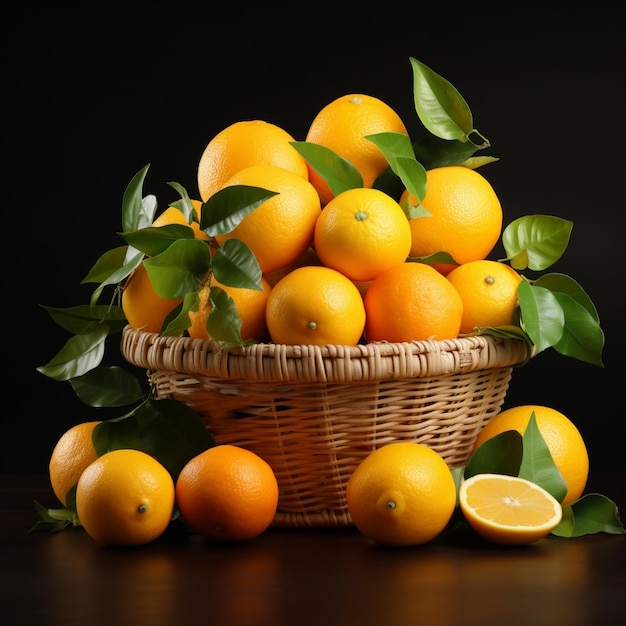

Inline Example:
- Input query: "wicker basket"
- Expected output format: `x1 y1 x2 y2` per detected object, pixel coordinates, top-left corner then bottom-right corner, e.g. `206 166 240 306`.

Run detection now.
120 325 529 528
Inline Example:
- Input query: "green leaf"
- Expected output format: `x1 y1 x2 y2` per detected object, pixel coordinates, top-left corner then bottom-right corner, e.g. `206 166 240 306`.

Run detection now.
143 238 212 299
39 304 127 334
167 182 199 222
200 185 279 236
82 246 129 284
516 275 604 365
517 280 565 353
462 155 500 169
27 499 81 534
465 430 523 478
451 466 464 501
365 131 427 202
366 131 415 160
36 325 109 381
159 291 197 337
364 131 415 158
412 134 480 169
93 409 145 452
69 366 145 407
206 285 244 345
406 251 459 266
290 141 363 198
120 224 195 256
212 238 263 290
518 412 568 503
93 398 214 480
551 292 605 366
552 494 626 537
501 215 573 271
474 326 534 365
121 164 157 233
81 246 144 306
409 57 474 142
534 273 599 322
400 192 432 220
476 324 531 342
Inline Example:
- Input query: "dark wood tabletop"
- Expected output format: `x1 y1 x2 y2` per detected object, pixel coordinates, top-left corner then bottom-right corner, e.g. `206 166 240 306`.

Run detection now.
2 473 625 626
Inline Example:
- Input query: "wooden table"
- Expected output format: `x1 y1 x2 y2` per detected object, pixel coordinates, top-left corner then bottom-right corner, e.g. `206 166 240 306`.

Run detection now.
2 473 625 626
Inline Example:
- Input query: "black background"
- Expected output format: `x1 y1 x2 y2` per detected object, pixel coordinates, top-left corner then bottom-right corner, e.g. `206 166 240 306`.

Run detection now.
8 4 624 474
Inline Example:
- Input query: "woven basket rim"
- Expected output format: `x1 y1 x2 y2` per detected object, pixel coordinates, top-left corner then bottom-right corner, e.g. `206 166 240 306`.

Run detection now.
121 325 530 384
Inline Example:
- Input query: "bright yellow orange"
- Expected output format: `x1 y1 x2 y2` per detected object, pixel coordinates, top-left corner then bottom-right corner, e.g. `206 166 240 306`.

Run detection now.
402 166 503 275
197 120 309 202
364 262 463 343
49 421 101 506
474 405 589 506
76 449 175 546
346 442 457 547
188 275 272 343
122 263 183 334
446 260 523 334
175 445 279 542
265 265 366 346
305 94 408 205
459 473 563 545
213 164 321 274
313 188 412 282
152 201 209 240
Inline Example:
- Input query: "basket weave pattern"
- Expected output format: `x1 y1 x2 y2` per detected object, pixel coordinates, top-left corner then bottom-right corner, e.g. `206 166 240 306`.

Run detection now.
121 326 529 528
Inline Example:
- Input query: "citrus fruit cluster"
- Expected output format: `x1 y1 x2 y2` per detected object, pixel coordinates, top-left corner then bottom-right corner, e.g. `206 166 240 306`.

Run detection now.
49 428 279 546
346 404 589 547
45 403 591 547
37 56 604 395
40 405 625 547
120 94 522 349
34 58 616 547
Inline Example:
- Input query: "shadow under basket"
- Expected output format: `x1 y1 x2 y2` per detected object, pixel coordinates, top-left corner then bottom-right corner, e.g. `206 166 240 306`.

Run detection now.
120 326 530 528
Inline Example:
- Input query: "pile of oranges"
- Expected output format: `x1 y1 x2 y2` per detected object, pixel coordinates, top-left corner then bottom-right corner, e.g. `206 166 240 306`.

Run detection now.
49 424 280 546
122 93 523 348
34 54 623 553
47 403 590 547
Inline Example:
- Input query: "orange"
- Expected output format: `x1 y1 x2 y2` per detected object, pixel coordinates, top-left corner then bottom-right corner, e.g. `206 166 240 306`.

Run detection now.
197 120 309 202
76 449 175 546
49 421 101 506
346 442 457 547
305 94 408 205
265 265 366 346
152 201 209 240
402 166 503 275
364 262 463 343
473 405 589 506
121 262 183 334
213 164 322 274
459 473 563 545
175 445 279 542
188 275 272 342
313 187 412 282
447 260 523 333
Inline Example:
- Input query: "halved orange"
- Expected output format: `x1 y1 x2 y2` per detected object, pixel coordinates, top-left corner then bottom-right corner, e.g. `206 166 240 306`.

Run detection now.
459 473 562 545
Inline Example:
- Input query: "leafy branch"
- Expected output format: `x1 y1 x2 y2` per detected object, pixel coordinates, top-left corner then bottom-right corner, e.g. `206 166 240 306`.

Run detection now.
35 166 274 490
